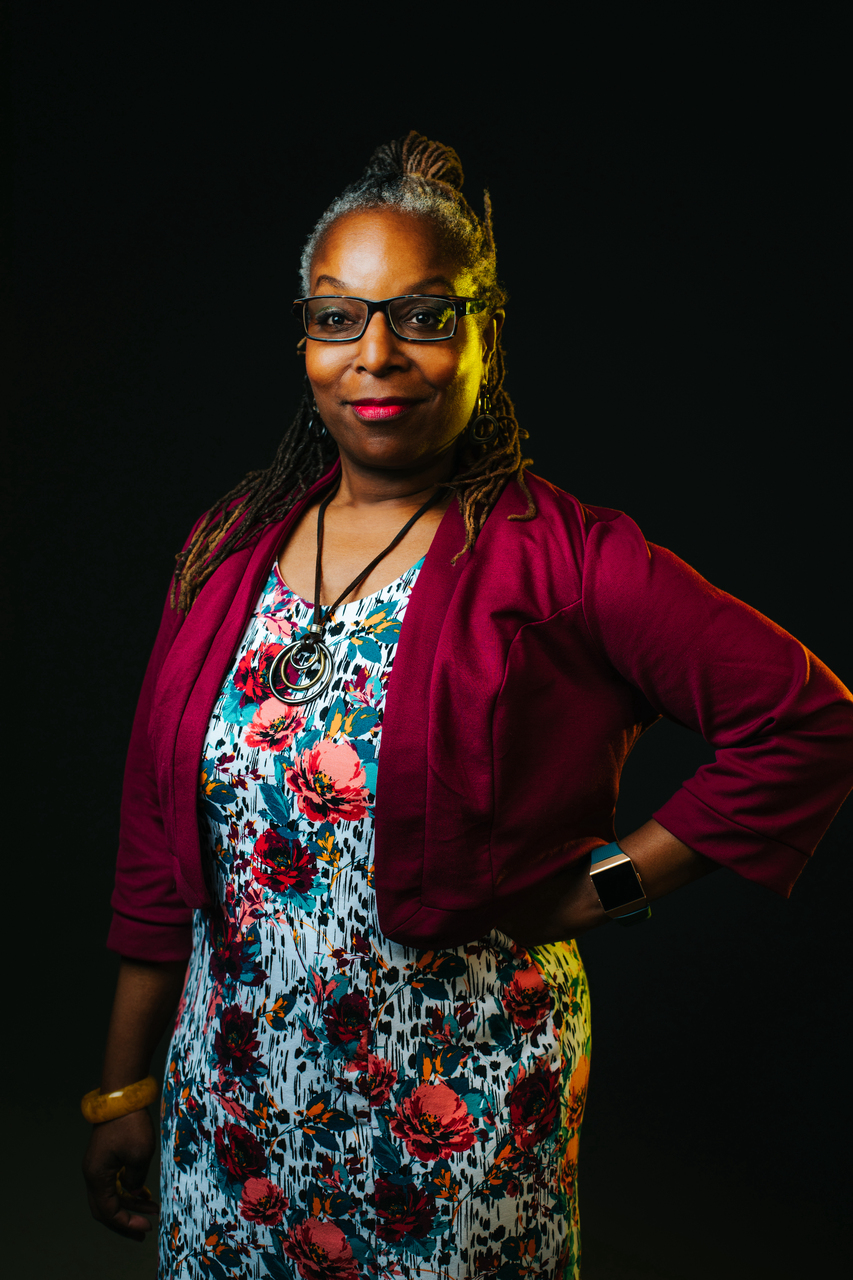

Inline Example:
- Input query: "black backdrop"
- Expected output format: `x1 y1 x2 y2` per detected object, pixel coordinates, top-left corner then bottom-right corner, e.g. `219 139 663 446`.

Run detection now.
9 10 851 1278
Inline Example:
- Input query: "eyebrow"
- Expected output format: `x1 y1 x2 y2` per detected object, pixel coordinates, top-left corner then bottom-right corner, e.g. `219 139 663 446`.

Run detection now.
312 274 458 295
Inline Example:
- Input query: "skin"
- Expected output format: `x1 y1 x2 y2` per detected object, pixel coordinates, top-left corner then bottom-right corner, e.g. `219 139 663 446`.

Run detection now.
279 208 503 605
84 206 718 1240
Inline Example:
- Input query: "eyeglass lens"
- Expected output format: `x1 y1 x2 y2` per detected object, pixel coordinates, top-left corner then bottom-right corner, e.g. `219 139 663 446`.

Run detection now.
304 297 457 341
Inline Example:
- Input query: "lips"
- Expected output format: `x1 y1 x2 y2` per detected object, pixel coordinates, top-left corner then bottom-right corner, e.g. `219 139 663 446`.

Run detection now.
349 398 418 421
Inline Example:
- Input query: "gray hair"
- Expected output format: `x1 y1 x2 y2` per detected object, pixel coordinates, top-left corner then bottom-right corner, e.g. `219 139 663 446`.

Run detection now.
298 134 505 312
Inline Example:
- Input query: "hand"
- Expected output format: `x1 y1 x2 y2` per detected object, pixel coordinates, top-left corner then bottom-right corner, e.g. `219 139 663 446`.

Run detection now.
496 820 721 949
496 856 609 949
82 1108 160 1242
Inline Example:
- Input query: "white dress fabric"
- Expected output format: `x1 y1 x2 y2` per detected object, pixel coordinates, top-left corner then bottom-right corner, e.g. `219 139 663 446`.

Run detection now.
159 557 592 1280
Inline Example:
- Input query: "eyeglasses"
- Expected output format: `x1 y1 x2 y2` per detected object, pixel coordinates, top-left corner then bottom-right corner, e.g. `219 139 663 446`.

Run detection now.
292 294 489 343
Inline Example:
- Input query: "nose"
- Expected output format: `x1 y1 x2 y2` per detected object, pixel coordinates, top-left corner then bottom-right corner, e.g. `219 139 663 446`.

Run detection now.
353 309 409 375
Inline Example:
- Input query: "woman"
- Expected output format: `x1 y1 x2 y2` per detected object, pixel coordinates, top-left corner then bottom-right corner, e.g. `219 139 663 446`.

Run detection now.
82 132 853 1279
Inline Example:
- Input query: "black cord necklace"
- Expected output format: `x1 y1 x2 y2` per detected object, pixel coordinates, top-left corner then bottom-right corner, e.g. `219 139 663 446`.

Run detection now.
267 484 446 707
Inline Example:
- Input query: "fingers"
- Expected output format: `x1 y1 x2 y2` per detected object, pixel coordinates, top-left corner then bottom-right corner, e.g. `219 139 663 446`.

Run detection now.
117 1165 159 1206
86 1173 158 1242
83 1109 159 1242
117 1165 161 1217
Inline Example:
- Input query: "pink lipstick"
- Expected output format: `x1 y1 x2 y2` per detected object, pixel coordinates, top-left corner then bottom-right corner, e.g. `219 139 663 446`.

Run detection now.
350 398 417 421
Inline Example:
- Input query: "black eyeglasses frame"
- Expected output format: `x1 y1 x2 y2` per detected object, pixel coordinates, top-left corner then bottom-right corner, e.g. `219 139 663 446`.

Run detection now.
292 294 489 343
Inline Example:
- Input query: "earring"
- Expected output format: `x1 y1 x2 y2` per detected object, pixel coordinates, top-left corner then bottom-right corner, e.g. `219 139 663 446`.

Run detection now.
308 400 328 441
468 386 499 443
303 373 328 441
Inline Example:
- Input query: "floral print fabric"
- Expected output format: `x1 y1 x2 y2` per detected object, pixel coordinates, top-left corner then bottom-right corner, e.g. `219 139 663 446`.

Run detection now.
159 558 592 1280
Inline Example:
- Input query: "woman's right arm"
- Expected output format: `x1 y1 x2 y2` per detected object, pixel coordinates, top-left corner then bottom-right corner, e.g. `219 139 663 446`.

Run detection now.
82 957 187 1242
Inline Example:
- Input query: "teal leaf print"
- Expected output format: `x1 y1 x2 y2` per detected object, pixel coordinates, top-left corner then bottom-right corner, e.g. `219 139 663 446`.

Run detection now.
347 634 383 664
256 1254 292 1280
348 1237 375 1265
373 617 401 644
257 783 296 831
373 1133 403 1173
292 727 322 754
222 685 258 726
415 1042 467 1081
427 1159 463 1203
347 705 379 737
487 1012 515 1048
324 698 379 740
405 951 468 1001
323 696 348 736
263 993 297 1029
297 1091 357 1151
199 760 237 821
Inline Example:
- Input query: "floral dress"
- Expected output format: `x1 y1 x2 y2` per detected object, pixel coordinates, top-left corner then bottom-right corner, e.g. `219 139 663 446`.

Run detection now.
159 555 592 1280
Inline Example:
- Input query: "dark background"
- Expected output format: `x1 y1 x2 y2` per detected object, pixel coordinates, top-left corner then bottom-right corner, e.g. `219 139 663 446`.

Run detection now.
8 9 851 1278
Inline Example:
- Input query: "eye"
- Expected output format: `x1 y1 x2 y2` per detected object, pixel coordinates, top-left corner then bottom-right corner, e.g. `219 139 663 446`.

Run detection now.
315 308 356 329
393 298 456 336
306 299 364 335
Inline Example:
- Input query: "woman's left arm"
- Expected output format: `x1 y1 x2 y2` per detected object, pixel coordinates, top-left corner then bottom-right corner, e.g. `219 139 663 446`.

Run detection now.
498 820 718 946
501 512 853 948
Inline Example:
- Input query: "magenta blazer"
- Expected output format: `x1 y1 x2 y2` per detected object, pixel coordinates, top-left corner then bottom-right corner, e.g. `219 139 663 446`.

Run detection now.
108 463 853 959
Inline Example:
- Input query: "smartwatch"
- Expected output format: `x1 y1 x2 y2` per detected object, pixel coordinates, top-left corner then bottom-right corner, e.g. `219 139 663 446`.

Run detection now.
589 842 651 926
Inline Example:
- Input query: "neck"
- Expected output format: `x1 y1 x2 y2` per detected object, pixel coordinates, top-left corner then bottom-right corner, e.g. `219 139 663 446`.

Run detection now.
332 445 459 512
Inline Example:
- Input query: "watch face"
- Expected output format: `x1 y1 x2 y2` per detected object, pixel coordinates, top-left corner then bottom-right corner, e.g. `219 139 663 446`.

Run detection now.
592 860 644 912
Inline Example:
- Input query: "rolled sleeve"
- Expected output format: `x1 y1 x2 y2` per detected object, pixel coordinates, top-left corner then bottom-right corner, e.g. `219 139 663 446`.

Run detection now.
107 568 195 960
582 512 853 895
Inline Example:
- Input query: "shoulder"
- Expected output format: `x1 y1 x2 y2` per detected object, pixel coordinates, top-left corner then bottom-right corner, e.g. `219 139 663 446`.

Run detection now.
509 470 640 555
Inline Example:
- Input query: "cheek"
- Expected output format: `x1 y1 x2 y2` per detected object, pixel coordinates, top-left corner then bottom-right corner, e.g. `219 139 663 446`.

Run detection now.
443 336 486 403
305 347 348 391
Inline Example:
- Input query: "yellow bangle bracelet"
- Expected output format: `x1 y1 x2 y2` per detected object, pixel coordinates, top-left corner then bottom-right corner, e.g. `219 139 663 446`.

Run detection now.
80 1075 159 1124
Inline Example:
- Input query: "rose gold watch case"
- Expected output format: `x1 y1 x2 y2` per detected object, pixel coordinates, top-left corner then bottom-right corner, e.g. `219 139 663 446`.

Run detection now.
589 851 649 919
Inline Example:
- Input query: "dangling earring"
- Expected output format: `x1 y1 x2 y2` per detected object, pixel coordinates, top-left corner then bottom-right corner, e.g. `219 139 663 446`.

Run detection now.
308 402 328 441
468 385 499 444
303 373 328 441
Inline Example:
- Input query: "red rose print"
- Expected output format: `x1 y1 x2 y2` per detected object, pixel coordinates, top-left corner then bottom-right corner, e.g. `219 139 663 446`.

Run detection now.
239 1176 288 1226
214 1122 266 1182
245 697 306 752
209 913 265 987
214 1004 263 1081
374 1177 437 1242
389 1080 476 1162
281 1217 359 1280
284 739 370 825
252 830 317 895
357 1054 398 1107
508 1060 561 1150
323 990 370 1061
502 965 552 1032
233 643 284 706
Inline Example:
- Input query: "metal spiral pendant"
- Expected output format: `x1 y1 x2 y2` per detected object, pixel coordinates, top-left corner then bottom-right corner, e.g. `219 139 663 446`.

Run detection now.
267 624 334 707
269 481 445 709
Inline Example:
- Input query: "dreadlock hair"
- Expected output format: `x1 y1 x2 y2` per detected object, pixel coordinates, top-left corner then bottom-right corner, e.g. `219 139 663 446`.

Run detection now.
172 130 536 611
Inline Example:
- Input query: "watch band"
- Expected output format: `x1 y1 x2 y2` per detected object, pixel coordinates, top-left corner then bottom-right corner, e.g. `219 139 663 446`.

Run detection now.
589 842 651 927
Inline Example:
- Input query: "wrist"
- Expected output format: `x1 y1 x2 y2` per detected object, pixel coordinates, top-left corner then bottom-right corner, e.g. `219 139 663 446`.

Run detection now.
589 842 651 926
81 1074 159 1124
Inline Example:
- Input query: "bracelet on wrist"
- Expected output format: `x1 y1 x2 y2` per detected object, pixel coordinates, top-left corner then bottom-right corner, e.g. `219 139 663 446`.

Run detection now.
589 841 652 927
80 1074 159 1124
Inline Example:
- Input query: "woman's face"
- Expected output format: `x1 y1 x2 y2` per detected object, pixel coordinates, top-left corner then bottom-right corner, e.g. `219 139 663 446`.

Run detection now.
304 208 501 479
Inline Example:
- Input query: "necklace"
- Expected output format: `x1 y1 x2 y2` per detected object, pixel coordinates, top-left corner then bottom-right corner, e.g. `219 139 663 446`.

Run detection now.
267 484 446 707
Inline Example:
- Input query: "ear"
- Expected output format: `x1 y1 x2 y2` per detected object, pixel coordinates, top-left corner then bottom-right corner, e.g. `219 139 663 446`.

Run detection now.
481 308 505 368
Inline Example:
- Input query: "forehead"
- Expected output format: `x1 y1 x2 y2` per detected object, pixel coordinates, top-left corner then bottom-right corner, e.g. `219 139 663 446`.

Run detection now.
311 208 471 298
